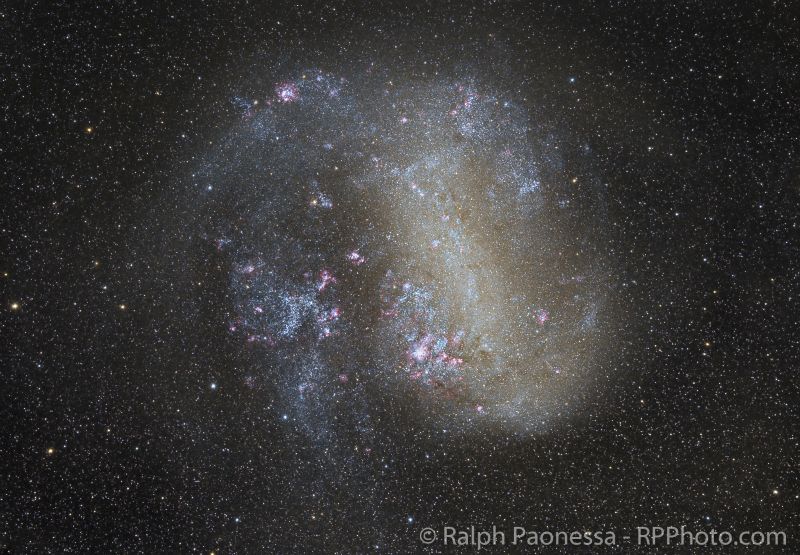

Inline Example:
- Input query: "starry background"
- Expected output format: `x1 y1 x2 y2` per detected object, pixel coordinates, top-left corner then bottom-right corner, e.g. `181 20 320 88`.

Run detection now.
2 1 799 553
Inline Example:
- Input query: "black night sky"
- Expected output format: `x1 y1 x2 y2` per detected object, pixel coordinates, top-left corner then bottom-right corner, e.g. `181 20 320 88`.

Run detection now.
3 1 799 553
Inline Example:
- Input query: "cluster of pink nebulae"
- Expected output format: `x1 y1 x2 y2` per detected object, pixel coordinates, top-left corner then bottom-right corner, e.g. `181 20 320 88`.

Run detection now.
533 307 550 325
346 250 366 266
376 271 468 391
405 332 465 374
275 82 299 103
227 257 345 349
316 269 337 291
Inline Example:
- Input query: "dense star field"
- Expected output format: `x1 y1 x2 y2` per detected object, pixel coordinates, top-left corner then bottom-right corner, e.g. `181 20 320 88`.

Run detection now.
2 1 798 553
